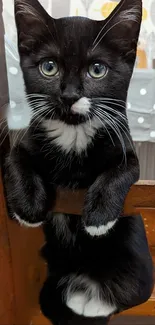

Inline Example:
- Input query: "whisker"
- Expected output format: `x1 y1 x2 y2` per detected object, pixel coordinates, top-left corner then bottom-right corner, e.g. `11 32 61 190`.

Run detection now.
26 99 49 104
29 104 49 113
93 112 115 146
0 118 7 127
0 128 10 147
96 106 135 157
113 118 136 154
30 106 49 116
96 97 126 104
87 113 92 130
96 105 129 135
26 93 50 99
10 105 52 145
98 100 126 111
0 123 8 136
30 105 52 117
32 106 55 133
97 103 127 121
94 109 127 164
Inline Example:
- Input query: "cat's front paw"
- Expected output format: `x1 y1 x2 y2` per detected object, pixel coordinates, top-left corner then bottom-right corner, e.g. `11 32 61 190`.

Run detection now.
5 163 50 227
83 209 117 237
85 217 117 237
83 179 123 237
83 187 119 237
9 173 48 227
13 212 43 228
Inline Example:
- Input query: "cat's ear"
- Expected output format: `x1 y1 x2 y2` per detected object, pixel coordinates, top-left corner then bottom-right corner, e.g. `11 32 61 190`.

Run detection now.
94 0 142 57
14 0 52 53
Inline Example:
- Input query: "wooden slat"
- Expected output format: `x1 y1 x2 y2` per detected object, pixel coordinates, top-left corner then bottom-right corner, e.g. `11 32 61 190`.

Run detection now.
142 210 155 247
0 176 15 324
111 315 155 324
54 181 155 216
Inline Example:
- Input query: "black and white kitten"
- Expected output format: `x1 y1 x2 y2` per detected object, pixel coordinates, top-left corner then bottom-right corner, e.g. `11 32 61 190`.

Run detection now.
4 0 153 324
6 0 141 234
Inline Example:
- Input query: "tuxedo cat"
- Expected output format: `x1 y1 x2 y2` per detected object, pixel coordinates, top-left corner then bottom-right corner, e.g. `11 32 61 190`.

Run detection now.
6 0 141 235
4 0 154 324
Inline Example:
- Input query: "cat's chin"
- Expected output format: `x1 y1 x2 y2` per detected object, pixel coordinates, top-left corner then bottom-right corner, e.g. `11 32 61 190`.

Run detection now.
59 114 88 126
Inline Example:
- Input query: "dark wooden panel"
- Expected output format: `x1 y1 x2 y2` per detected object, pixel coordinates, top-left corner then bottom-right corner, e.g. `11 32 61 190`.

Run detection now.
0 174 15 324
53 181 155 216
111 316 155 325
6 219 46 325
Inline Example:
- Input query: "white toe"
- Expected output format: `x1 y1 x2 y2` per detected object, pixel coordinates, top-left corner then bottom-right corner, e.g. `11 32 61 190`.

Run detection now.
66 292 87 315
14 213 43 228
84 298 102 317
85 220 117 237
84 298 116 317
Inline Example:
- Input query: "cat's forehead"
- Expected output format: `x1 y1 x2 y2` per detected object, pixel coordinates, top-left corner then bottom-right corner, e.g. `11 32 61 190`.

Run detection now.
52 17 100 53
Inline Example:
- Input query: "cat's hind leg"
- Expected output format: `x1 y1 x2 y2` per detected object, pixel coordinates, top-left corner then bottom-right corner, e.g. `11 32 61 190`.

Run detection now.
40 275 111 325
65 274 117 317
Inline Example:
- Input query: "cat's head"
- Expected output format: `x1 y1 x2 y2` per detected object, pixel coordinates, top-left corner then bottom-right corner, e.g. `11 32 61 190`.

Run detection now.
15 0 142 126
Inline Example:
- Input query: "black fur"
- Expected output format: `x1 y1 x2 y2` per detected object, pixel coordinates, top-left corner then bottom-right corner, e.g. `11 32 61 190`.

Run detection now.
40 216 154 325
4 0 154 324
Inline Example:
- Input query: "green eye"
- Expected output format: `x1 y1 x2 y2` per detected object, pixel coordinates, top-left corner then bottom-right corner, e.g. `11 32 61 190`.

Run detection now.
88 63 108 79
39 59 59 77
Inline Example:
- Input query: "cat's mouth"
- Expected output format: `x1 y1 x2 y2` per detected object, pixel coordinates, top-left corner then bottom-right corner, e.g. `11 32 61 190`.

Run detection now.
59 97 91 125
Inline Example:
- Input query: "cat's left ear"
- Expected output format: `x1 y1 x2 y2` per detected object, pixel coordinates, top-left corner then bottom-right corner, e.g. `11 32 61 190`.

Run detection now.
94 0 142 57
14 0 54 53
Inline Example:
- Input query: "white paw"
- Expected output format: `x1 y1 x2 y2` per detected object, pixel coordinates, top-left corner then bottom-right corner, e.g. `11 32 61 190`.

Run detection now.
14 213 43 228
66 292 116 317
85 220 117 237
84 298 116 317
66 292 87 315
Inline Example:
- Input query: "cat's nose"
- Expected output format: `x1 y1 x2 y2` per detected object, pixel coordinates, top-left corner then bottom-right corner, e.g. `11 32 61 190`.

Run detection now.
60 88 81 106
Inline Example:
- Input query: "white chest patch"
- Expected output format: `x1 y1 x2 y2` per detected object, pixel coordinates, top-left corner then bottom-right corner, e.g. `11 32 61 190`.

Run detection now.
63 274 116 317
42 116 101 154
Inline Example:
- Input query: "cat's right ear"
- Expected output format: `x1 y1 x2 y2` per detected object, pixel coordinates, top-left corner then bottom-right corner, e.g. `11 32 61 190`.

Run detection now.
14 0 52 53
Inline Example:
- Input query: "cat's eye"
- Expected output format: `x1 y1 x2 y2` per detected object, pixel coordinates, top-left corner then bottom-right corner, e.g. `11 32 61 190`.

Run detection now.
88 63 108 79
39 59 59 77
